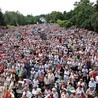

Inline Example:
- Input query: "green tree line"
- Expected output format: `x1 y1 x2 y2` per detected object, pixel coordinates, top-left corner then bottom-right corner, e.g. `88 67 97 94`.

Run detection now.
0 0 98 32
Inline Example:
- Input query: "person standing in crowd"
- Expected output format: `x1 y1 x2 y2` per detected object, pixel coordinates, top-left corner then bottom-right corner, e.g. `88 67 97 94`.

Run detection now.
76 84 84 98
52 88 59 98
86 85 95 98
88 77 96 90
22 87 32 98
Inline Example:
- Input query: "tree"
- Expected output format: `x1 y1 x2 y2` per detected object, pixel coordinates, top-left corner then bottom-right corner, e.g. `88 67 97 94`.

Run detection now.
0 9 5 26
4 11 41 26
94 0 98 11
70 0 96 28
81 19 93 30
63 10 73 20
26 15 35 24
4 11 18 26
91 12 98 32
47 11 63 23
33 16 40 24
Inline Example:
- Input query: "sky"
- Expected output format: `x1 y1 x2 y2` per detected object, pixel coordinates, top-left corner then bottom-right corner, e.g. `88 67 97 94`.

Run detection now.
0 0 96 16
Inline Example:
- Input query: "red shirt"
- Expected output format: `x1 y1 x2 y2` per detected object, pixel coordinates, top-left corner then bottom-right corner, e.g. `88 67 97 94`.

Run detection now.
0 65 5 73
2 91 12 98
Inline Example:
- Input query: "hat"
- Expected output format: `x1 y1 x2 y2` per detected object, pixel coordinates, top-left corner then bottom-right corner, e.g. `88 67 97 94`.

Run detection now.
52 88 56 91
89 69 92 71
32 68 34 70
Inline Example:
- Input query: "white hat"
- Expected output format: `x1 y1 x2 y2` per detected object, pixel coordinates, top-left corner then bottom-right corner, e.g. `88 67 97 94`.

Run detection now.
52 88 56 91
89 69 92 71
32 68 34 70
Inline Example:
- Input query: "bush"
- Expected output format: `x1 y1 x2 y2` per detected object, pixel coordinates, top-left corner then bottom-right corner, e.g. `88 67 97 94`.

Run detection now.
7 25 15 29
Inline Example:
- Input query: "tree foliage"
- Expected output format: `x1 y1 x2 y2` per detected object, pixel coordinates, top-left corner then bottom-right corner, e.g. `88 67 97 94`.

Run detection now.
91 12 98 32
4 11 26 26
0 9 5 26
4 11 40 26
70 0 96 28
0 0 98 33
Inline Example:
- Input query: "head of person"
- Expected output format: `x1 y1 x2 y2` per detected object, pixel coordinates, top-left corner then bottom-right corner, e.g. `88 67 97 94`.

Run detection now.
83 66 86 69
52 88 57 93
78 84 82 89
90 77 94 82
89 86 94 91
33 85 37 90
80 78 83 82
50 92 54 97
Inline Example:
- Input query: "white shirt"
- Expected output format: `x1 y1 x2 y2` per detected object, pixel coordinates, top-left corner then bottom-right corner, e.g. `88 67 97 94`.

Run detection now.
6 76 11 85
76 88 84 97
44 89 51 96
89 81 96 88
0 86 3 97
44 77 51 85
96 75 98 83
22 91 32 98
32 88 41 96
33 79 39 87
64 70 69 77
53 92 59 98
86 88 95 96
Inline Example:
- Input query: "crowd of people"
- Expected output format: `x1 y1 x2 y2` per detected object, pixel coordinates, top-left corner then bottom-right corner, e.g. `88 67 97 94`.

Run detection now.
0 23 98 98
